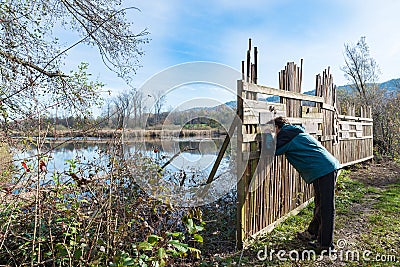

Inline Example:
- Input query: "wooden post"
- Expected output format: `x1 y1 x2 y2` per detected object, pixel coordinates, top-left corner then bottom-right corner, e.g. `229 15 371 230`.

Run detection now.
206 117 239 184
237 79 245 248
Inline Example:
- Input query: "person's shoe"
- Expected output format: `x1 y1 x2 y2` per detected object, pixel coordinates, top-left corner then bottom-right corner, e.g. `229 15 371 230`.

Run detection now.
308 240 335 255
297 230 317 241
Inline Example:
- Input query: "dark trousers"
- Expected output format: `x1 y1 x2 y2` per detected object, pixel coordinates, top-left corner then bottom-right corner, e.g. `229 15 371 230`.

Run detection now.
307 170 337 247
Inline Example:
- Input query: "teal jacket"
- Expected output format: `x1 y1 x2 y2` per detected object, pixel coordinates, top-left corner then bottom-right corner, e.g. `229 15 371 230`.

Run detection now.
275 124 341 184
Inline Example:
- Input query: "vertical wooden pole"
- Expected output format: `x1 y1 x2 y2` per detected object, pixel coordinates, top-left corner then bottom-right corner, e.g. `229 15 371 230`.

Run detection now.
254 47 258 84
237 80 245 248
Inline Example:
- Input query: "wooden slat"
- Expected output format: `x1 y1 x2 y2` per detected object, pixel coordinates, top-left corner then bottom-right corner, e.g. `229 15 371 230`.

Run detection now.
243 81 325 103
285 117 323 125
302 112 323 119
339 130 363 133
243 99 286 111
341 124 350 131
339 121 373 126
321 103 336 112
243 133 258 143
338 136 373 140
340 156 374 167
206 116 238 184
243 115 258 124
302 106 318 113
259 111 286 124
338 115 373 122
303 122 319 133
320 135 337 141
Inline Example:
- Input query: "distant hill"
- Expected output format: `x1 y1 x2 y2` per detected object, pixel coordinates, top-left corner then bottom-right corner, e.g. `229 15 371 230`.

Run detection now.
337 78 400 94
224 100 236 109
380 78 400 91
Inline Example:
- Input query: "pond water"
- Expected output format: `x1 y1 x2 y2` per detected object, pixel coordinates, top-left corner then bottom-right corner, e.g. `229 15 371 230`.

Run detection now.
14 137 234 189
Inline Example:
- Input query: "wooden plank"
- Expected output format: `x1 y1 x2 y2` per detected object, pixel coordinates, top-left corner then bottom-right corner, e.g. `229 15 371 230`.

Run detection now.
243 115 258 125
302 106 318 114
338 115 373 122
341 123 350 131
286 117 323 125
259 111 286 124
339 130 363 133
341 132 350 139
303 122 319 133
243 107 257 115
243 81 325 103
243 108 286 124
321 103 336 112
243 99 286 111
320 135 338 141
356 124 363 131
243 134 258 143
244 107 285 115
206 116 238 184
339 121 373 126
339 136 373 141
302 112 323 119
236 79 245 248
258 112 275 125
340 156 374 167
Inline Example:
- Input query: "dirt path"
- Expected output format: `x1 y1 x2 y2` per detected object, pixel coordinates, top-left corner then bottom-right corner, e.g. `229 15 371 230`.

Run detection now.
349 160 400 187
338 160 400 238
312 160 400 266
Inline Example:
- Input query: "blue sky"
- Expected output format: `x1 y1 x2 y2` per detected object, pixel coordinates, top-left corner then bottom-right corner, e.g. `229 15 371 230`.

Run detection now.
62 0 400 110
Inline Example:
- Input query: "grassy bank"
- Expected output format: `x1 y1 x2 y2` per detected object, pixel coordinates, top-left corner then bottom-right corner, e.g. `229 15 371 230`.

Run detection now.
11 128 227 139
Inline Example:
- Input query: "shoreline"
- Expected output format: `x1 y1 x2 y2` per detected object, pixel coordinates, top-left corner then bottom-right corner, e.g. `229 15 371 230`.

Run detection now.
10 129 228 140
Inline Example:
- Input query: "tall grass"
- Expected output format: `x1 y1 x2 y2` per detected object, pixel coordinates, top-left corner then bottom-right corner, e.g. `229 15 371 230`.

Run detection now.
0 138 205 266
0 141 12 183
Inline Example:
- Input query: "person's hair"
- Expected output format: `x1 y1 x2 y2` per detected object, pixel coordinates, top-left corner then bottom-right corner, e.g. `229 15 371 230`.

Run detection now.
274 116 290 129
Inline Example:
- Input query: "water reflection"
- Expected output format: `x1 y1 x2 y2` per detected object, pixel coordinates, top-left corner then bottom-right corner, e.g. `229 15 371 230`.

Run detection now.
15 138 233 188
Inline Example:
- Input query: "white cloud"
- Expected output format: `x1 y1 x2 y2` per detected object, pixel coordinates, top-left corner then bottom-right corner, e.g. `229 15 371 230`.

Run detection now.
63 0 400 99
218 0 400 92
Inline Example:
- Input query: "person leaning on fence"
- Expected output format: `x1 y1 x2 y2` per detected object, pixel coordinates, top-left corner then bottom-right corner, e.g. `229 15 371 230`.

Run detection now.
273 116 341 253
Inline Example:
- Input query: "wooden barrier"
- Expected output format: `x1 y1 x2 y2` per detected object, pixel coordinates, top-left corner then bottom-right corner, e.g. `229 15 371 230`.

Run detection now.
237 40 373 247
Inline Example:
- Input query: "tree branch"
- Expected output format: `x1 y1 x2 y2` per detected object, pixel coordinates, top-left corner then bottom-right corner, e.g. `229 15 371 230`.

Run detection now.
0 49 68 78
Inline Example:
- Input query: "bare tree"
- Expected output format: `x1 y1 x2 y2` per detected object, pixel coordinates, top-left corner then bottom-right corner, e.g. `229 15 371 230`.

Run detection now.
132 90 144 128
340 37 400 157
153 90 167 125
112 90 134 129
341 37 381 105
101 98 114 128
